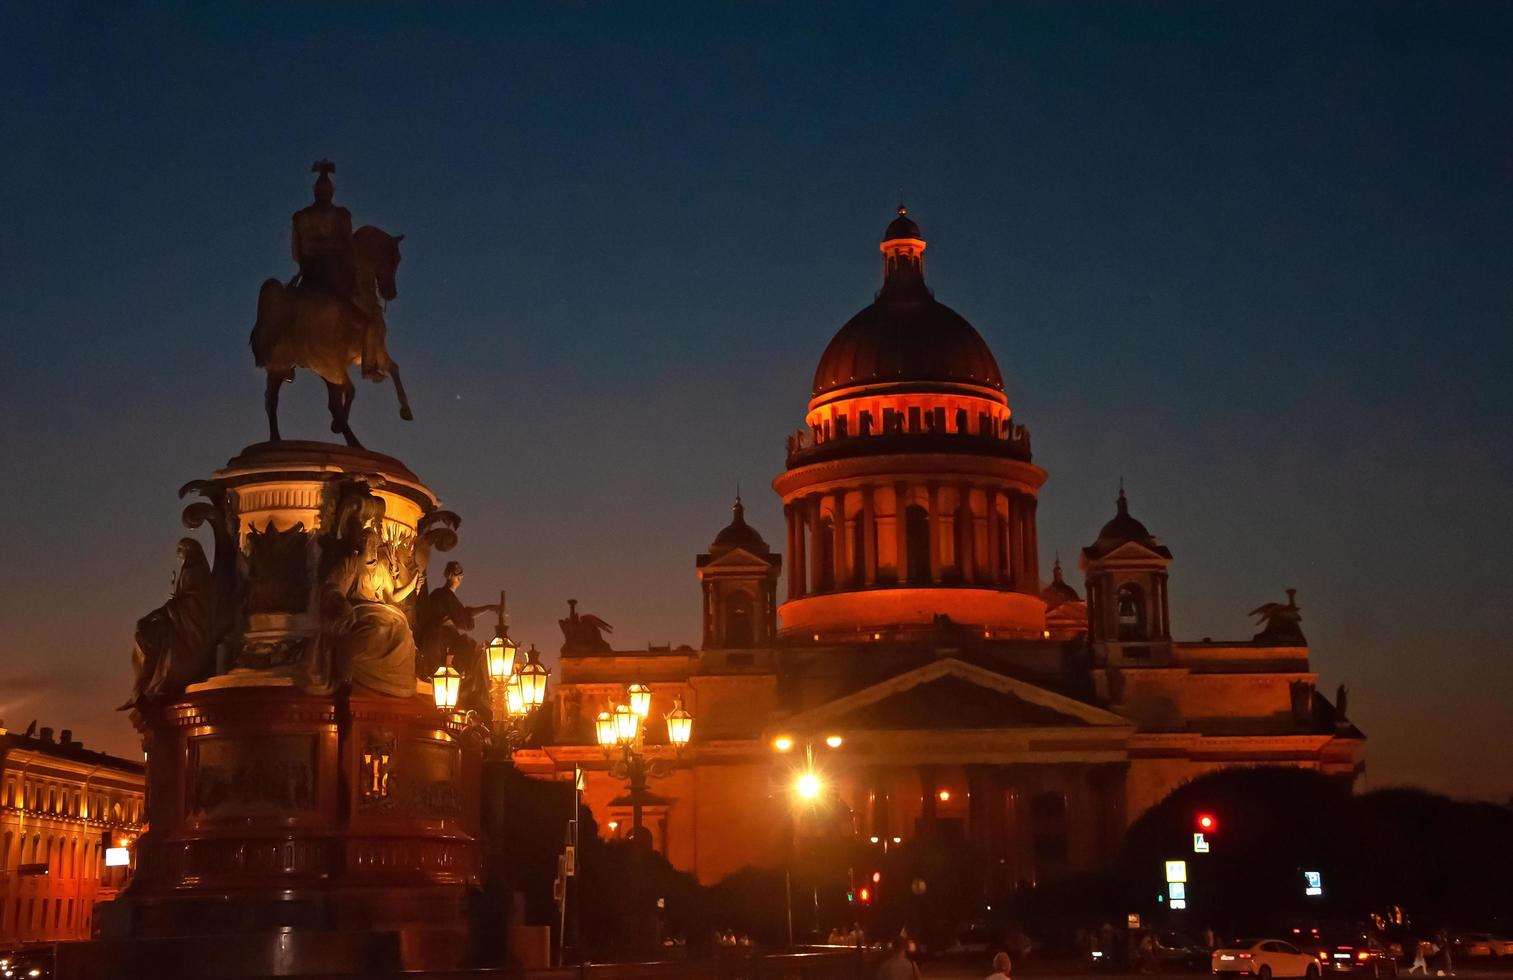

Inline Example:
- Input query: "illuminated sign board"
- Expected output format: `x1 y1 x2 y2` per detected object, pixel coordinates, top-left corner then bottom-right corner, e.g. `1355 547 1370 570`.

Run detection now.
1304 870 1322 897
1193 833 1210 853
105 847 130 868
1164 860 1187 883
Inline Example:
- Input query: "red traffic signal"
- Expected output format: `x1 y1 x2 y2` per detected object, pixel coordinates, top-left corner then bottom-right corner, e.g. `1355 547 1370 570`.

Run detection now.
858 886 871 903
1196 812 1217 832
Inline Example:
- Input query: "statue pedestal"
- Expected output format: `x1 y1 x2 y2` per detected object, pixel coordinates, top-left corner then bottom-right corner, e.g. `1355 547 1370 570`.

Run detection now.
65 442 484 978
77 679 483 976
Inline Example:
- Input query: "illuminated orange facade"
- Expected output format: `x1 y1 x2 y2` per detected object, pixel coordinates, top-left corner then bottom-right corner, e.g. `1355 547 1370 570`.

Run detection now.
522 208 1364 887
0 723 144 943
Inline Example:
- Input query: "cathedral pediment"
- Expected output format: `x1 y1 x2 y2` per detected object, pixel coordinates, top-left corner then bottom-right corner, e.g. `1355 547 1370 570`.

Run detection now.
779 658 1131 734
696 545 778 570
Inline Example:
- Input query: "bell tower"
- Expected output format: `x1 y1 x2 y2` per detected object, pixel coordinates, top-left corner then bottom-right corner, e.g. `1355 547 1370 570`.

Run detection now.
696 496 781 649
1081 488 1173 667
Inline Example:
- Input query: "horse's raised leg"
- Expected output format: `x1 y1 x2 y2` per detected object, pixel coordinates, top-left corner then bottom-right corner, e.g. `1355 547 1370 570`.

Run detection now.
388 359 414 421
338 378 362 448
265 371 284 441
326 379 345 435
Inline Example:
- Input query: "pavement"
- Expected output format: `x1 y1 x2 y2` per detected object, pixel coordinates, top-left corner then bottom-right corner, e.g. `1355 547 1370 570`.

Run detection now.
914 964 1513 980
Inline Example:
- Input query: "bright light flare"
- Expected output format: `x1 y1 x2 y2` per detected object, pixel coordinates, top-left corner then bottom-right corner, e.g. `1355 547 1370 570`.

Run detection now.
794 771 823 800
824 734 843 748
772 735 794 752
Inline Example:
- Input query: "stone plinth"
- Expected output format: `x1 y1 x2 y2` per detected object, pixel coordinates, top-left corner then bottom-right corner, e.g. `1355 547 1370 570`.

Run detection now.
71 441 482 978
88 679 481 976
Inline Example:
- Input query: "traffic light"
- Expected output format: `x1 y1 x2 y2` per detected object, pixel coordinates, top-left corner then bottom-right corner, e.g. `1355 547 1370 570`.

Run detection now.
858 886 871 904
871 871 881 884
1196 812 1217 833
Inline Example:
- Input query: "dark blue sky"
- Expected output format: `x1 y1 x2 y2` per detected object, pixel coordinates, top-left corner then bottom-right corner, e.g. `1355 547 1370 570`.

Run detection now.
3 3 1510 797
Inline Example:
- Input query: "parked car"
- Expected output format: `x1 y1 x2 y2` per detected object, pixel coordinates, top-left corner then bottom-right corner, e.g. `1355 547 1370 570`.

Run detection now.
1301 934 1399 979
1453 933 1513 958
1150 933 1209 971
1213 939 1322 979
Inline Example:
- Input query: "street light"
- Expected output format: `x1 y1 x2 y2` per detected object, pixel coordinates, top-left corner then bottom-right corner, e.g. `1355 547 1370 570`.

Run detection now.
517 645 550 709
627 682 653 719
484 591 519 683
432 661 462 710
665 696 693 749
795 771 823 800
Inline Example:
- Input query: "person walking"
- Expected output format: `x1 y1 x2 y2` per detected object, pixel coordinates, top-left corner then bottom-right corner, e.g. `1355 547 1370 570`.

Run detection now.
987 951 1013 980
1409 941 1429 975
877 936 921 980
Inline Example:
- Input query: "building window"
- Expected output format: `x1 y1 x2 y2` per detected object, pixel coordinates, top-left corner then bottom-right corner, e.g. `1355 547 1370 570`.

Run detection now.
722 594 754 648
906 505 931 584
1031 792 1069 878
818 518 836 591
1116 583 1146 641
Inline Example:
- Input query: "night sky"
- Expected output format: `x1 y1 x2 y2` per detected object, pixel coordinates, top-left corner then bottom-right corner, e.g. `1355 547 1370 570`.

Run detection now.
3 3 1510 799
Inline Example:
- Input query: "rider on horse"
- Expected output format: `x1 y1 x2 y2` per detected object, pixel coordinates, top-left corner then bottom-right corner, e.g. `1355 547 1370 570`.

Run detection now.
291 161 383 380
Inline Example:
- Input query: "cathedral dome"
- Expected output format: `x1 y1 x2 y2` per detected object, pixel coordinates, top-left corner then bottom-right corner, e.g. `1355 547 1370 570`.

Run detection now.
812 207 1003 399
1086 489 1172 559
1040 559 1081 612
812 297 1004 398
710 496 769 555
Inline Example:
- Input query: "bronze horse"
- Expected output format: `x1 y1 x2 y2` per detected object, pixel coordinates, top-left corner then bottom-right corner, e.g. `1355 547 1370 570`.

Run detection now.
250 225 412 448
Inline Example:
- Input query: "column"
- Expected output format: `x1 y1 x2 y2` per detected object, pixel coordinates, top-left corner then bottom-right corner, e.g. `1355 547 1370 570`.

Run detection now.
1005 493 1020 590
1026 497 1040 592
702 579 713 647
807 495 824 595
792 505 804 595
958 482 977 585
987 488 1002 588
894 481 909 584
862 485 878 586
792 503 808 599
832 489 848 589
927 483 943 583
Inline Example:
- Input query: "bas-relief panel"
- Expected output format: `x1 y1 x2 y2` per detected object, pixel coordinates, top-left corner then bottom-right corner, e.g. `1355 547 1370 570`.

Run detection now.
188 734 318 818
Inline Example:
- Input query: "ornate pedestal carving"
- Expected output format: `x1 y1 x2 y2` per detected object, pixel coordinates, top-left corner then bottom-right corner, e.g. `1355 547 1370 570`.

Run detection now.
84 442 482 978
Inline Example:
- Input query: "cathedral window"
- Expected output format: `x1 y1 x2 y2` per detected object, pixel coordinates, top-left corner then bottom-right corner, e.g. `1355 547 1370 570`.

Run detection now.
1116 583 1146 641
906 506 931 584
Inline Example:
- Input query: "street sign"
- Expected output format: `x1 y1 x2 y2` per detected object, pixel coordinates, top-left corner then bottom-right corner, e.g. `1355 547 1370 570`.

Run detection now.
104 847 130 868
1165 860 1187 883
1193 832 1210 853
1169 881 1186 900
1127 914 1141 929
1304 870 1323 896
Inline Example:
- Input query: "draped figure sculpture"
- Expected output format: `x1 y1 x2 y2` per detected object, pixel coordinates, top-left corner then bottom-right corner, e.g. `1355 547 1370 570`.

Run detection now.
324 526 424 697
123 538 216 708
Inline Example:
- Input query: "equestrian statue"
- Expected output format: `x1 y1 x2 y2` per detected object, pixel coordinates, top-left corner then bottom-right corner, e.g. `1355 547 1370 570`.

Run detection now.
250 160 412 447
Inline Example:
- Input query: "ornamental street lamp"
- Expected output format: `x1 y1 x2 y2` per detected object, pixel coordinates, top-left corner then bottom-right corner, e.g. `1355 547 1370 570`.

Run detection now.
595 685 693 953
434 591 550 760
595 685 694 844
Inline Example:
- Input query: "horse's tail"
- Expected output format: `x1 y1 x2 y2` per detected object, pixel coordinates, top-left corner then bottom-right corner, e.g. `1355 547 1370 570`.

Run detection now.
250 278 287 368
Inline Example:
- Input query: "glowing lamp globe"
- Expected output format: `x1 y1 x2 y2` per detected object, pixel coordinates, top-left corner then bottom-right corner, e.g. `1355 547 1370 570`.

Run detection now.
627 682 653 719
431 663 462 710
485 633 518 682
665 696 693 749
772 735 794 753
504 672 526 717
594 711 616 749
518 646 550 708
824 734 844 749
795 771 822 801
612 702 639 744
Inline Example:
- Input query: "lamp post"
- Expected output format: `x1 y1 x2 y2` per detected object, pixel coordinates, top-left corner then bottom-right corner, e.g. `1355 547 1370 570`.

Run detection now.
770 732 845 947
432 592 549 759
594 687 693 843
595 685 692 951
